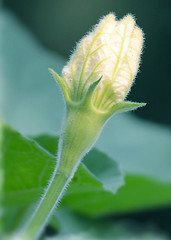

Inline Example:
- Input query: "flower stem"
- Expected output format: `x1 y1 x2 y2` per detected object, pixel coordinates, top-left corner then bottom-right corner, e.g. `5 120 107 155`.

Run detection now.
17 104 106 240
20 172 70 240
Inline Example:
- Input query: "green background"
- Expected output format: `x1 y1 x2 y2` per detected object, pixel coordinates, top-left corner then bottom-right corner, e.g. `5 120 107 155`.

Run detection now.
1 0 171 239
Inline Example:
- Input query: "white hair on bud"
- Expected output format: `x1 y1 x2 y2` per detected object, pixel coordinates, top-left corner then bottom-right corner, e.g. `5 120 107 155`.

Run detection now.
62 13 143 110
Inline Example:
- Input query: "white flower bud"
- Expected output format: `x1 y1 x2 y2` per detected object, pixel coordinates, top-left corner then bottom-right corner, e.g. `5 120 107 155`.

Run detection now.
54 13 143 113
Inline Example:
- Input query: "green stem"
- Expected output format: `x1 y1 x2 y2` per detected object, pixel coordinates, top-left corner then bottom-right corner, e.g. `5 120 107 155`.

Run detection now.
16 103 106 240
19 172 70 240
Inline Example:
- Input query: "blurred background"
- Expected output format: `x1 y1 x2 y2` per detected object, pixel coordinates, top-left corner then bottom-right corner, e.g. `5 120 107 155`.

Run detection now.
0 0 171 239
2 0 171 126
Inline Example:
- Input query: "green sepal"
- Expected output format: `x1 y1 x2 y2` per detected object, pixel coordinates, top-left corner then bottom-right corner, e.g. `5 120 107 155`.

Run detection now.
83 76 102 106
107 101 146 118
49 68 70 102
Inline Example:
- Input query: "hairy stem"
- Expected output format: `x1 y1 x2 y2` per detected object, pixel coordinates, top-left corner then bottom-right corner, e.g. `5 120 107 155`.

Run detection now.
18 172 70 240
15 104 106 240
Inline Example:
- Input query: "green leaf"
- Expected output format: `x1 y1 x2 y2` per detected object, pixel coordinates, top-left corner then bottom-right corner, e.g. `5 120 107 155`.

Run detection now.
32 135 171 217
96 113 171 180
1 122 171 220
64 174 171 217
1 122 123 208
0 205 30 234
33 134 124 194
0 119 123 233
0 121 56 206
0 10 65 135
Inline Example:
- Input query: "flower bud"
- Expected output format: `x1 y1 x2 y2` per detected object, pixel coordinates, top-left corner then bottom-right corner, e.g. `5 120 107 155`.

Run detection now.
49 13 146 178
56 13 144 113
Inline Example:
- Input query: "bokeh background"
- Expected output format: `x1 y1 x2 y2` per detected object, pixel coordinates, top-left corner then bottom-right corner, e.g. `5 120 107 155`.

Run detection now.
2 0 171 126
1 0 171 239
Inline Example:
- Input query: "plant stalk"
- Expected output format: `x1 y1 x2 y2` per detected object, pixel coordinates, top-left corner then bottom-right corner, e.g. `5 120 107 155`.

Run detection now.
16 104 106 240
19 172 70 240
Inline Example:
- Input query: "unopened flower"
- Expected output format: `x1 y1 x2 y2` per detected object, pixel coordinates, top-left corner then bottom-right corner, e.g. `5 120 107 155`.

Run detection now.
50 13 145 115
15 13 146 240
49 13 146 176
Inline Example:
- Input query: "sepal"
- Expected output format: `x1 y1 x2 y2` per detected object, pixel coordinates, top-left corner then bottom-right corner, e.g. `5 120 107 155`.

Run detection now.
83 76 102 106
49 68 70 102
107 101 146 118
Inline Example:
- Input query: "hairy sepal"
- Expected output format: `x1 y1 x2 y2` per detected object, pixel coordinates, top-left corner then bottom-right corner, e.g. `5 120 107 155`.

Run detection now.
107 101 146 118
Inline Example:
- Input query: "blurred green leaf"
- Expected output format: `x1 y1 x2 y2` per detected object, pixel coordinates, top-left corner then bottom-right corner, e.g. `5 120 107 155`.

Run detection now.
0 122 123 207
33 135 171 217
29 135 171 217
65 174 171 217
0 121 56 206
2 125 170 218
0 120 123 233
0 10 65 135
96 114 171 180
34 135 124 194
0 205 30 234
